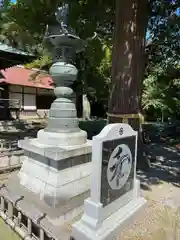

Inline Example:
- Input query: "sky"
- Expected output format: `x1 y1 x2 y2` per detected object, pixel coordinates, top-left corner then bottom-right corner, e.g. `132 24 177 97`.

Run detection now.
176 8 180 15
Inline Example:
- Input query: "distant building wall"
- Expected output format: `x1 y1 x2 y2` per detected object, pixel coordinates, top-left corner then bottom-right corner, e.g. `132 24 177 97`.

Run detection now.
0 84 79 119
8 84 54 118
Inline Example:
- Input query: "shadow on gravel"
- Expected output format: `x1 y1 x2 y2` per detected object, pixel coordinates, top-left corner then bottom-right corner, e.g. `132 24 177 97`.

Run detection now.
138 143 180 191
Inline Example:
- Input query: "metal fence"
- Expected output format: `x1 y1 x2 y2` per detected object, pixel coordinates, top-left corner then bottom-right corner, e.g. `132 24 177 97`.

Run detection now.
0 184 61 240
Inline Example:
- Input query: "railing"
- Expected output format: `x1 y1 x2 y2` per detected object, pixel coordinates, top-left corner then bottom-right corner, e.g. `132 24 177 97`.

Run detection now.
0 184 61 240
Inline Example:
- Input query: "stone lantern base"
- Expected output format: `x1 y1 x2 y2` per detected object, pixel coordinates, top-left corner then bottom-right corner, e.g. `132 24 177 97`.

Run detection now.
13 137 92 224
37 128 87 146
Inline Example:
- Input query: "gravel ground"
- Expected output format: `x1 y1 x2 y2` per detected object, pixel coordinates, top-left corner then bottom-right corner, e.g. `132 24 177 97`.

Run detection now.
0 169 19 184
118 183 180 240
118 143 180 240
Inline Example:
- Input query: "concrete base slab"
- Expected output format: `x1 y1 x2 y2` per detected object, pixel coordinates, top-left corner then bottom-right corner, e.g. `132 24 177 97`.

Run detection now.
72 197 146 240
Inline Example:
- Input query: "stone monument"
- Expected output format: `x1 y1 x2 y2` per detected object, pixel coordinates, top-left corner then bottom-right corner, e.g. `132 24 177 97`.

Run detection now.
15 3 92 223
72 123 147 240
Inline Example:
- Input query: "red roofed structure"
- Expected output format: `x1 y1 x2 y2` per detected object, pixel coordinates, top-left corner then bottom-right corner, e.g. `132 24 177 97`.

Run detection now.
0 66 53 89
0 66 55 120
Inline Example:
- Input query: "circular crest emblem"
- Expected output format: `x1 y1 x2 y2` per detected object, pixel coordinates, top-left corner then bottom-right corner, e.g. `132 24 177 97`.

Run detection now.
107 144 132 190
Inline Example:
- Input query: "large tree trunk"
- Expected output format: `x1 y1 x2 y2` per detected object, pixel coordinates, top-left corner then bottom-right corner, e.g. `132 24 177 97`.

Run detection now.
108 0 150 170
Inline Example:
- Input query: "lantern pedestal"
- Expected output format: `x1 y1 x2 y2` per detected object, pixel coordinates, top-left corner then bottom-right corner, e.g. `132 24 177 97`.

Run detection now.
16 58 92 213
37 129 87 146
36 62 88 146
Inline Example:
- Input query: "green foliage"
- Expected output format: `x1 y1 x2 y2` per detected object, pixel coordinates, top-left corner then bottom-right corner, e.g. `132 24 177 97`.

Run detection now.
142 75 164 111
142 64 180 120
147 0 180 69
25 54 52 70
0 218 20 240
75 39 112 103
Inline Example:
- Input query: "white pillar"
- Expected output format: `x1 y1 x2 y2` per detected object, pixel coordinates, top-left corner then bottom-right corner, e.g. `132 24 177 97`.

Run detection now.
8 202 13 218
27 218 32 236
0 196 5 211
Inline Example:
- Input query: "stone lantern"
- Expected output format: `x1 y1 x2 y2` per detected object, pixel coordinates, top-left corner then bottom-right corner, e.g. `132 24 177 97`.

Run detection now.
17 3 92 215
37 4 87 146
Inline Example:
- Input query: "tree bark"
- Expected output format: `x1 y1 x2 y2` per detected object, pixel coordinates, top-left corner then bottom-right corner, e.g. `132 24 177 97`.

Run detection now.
108 0 150 170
